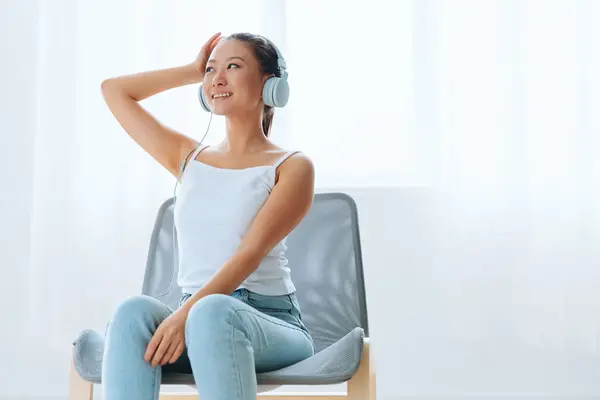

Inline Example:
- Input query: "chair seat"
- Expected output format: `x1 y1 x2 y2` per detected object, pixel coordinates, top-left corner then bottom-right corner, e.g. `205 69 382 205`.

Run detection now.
72 327 365 386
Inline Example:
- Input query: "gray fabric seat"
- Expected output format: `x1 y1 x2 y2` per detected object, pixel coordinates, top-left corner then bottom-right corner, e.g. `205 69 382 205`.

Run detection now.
72 192 370 387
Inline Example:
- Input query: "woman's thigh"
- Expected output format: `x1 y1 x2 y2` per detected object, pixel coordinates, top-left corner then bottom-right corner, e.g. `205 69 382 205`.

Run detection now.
229 293 314 372
181 290 314 373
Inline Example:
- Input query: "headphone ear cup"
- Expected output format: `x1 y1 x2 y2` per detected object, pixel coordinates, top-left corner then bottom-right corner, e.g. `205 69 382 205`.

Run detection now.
262 76 289 108
198 85 212 112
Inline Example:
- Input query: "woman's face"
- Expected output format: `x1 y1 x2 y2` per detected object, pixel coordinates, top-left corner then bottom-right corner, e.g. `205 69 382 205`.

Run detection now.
202 39 268 116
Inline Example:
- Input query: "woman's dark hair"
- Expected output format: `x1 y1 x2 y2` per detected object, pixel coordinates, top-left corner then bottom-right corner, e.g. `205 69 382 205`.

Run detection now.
226 32 282 138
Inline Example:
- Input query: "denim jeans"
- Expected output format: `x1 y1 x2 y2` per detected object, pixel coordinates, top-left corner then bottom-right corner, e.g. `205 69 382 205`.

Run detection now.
101 288 315 400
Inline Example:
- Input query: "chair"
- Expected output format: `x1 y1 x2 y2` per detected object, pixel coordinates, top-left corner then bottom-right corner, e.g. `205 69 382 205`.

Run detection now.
70 192 375 399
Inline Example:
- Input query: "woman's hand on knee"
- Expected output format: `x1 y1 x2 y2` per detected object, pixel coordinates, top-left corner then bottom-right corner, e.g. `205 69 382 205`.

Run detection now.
144 307 189 367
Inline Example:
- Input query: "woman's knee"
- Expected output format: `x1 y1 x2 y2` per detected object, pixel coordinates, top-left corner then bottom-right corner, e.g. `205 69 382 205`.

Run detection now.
107 295 167 332
185 294 238 337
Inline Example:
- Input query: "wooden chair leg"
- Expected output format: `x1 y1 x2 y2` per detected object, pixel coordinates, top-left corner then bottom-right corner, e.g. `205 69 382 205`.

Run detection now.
69 347 93 400
347 337 376 400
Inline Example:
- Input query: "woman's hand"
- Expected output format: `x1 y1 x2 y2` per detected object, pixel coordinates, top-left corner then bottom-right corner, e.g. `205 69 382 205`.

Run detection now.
191 32 224 80
144 306 189 367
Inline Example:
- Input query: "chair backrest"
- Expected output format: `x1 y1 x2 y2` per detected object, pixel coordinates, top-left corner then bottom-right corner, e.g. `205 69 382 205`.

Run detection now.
141 192 369 353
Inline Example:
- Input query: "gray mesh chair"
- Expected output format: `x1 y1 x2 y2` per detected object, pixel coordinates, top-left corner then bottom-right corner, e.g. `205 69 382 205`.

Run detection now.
70 192 376 400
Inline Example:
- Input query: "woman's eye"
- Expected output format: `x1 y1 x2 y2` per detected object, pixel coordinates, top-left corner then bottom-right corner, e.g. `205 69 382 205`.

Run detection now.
205 64 238 73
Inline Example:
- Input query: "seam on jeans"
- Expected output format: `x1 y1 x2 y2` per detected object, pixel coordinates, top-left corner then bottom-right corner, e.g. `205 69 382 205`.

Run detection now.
240 306 313 343
152 361 160 400
155 299 173 400
232 309 315 357
232 308 308 335
234 304 314 343
230 308 244 400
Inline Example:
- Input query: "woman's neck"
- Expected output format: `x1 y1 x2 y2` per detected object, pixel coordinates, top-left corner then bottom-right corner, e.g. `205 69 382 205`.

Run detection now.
220 113 270 155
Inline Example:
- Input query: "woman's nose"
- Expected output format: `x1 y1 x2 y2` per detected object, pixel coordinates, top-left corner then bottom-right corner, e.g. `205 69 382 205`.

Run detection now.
212 70 227 86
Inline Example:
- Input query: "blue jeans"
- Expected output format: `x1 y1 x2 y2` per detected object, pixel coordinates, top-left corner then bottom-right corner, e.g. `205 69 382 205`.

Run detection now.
101 288 314 400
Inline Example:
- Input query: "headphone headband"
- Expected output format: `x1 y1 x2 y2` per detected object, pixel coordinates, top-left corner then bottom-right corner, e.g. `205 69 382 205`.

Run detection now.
272 42 287 75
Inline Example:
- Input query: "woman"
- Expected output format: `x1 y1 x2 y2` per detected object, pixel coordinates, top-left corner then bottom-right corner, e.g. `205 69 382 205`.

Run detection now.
100 31 315 400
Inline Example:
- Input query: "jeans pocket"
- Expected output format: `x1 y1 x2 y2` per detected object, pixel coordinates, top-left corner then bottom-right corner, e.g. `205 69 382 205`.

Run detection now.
245 290 294 313
246 290 313 339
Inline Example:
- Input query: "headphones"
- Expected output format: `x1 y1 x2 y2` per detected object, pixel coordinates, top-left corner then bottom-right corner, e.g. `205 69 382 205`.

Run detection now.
157 40 289 300
197 42 290 112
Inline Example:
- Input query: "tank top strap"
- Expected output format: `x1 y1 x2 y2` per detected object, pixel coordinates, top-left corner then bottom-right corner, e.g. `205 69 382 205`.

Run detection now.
180 143 209 174
190 143 210 163
272 150 301 170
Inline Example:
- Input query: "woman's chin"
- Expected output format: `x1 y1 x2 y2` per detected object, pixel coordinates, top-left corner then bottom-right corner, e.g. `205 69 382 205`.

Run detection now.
211 104 239 116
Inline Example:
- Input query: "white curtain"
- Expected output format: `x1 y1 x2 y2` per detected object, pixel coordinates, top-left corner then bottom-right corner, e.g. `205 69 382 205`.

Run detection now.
3 0 600 398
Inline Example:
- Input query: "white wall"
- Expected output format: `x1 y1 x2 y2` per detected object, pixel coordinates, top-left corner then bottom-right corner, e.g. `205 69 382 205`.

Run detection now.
0 0 40 391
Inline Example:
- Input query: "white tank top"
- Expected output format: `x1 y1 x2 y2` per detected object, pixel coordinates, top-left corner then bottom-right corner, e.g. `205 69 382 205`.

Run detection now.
174 144 299 296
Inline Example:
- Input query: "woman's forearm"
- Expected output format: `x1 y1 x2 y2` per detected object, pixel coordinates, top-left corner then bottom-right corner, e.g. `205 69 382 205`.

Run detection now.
102 63 202 101
179 249 263 313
